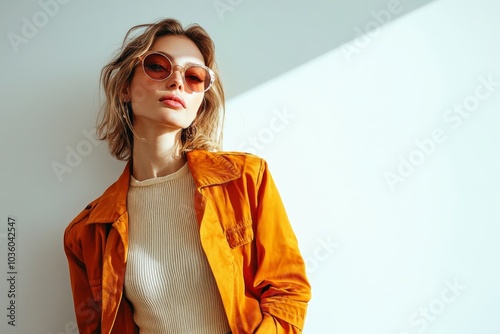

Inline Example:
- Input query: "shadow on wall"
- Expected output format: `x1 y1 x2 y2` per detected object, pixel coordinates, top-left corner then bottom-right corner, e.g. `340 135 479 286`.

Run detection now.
209 0 436 98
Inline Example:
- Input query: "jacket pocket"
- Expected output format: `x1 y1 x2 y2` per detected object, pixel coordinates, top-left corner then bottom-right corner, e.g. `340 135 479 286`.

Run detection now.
89 279 103 302
225 220 254 248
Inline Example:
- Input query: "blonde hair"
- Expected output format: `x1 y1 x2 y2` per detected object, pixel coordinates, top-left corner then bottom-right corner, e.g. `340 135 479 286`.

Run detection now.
97 18 225 161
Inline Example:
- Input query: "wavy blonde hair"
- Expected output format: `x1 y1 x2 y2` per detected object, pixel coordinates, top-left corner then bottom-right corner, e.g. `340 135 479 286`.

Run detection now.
97 18 225 161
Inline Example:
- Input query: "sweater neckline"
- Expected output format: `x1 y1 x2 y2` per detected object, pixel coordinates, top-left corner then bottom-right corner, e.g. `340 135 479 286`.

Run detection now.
129 163 189 187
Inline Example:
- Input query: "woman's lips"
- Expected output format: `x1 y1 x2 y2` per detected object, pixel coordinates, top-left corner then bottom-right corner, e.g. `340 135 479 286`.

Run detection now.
161 99 184 109
159 94 186 108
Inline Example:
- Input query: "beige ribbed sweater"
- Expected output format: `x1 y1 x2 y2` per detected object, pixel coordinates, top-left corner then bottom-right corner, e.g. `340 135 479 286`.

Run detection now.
124 163 231 334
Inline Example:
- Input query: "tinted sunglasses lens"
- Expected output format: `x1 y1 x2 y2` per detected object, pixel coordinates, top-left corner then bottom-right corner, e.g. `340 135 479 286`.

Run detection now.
143 54 172 80
185 66 211 92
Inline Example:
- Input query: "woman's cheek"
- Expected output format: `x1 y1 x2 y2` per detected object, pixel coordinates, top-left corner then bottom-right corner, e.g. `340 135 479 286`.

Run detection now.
130 76 158 103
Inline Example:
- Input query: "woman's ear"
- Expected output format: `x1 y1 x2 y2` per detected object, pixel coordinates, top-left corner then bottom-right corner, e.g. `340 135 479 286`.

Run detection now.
121 85 130 102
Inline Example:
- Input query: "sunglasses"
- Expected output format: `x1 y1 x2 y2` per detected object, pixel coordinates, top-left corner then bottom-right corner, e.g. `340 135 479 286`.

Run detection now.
137 52 215 93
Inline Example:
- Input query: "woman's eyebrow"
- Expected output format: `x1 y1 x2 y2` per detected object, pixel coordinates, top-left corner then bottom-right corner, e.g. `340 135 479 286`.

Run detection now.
154 50 204 66
154 50 173 58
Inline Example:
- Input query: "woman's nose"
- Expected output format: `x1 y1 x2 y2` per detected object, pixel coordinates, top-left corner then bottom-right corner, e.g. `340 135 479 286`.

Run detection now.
167 67 184 90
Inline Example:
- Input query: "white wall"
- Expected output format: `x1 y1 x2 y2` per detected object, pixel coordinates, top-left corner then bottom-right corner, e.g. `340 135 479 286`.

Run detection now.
1 0 499 333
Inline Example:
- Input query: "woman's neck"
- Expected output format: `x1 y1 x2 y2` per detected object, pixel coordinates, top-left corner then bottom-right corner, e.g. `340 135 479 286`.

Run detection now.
131 128 186 181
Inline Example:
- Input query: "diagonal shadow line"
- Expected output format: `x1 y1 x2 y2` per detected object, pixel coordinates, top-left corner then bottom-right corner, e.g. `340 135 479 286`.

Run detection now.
214 0 437 99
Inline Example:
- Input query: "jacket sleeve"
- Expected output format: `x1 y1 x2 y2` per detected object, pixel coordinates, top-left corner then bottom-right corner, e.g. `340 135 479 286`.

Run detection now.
64 226 102 334
252 159 312 333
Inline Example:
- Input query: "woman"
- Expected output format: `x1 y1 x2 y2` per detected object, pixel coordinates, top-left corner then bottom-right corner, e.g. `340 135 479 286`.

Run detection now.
64 18 311 334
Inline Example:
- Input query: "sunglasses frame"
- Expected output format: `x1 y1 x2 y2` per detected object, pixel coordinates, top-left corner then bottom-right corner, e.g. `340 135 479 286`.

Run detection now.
136 51 216 93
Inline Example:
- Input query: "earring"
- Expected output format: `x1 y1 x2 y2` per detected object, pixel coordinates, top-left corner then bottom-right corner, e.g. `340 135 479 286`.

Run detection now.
121 103 133 125
185 125 198 139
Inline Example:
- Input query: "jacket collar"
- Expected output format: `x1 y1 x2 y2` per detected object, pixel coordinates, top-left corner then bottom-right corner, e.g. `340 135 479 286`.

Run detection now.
85 150 241 225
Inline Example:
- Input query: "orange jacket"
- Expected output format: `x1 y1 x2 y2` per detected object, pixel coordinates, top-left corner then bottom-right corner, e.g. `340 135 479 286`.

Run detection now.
64 151 311 334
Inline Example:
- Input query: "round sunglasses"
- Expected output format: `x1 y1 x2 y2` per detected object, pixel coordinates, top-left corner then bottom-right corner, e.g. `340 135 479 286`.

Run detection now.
137 52 215 93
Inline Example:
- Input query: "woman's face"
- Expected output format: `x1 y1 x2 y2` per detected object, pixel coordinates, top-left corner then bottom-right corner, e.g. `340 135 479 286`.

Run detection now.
127 35 206 134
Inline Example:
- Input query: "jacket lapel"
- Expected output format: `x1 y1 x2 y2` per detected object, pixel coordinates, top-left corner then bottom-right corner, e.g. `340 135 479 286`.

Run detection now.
101 212 129 334
186 150 241 188
84 163 131 333
187 151 242 321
